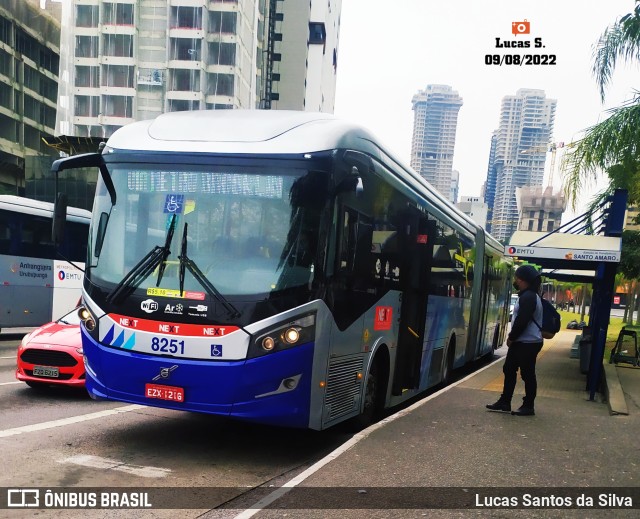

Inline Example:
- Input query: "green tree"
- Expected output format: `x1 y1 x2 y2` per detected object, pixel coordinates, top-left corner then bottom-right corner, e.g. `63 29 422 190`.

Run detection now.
562 1 640 208
620 230 640 324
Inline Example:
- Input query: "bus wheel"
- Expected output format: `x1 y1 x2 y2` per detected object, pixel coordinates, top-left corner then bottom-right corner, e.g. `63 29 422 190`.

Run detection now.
351 360 380 429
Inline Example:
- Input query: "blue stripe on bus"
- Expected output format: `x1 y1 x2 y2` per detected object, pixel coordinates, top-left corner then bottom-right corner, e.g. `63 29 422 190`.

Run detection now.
82 329 314 428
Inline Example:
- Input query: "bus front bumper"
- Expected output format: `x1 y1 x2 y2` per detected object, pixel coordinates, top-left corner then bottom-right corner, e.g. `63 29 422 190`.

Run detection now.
82 330 315 428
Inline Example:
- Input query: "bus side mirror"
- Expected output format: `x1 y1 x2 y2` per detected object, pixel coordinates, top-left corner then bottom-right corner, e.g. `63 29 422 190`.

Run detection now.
335 166 364 196
52 193 68 245
354 170 364 197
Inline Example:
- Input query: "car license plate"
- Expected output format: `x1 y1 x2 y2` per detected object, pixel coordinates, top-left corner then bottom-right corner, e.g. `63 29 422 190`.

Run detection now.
145 383 184 402
33 366 59 378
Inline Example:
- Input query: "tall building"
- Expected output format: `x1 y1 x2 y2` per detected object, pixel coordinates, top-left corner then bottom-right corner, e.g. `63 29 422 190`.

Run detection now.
484 88 556 242
410 84 463 202
57 0 341 140
516 185 566 233
483 131 497 233
270 0 341 112
0 0 60 195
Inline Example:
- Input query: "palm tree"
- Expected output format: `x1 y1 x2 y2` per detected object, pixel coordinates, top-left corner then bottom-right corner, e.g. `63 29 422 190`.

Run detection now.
562 1 640 208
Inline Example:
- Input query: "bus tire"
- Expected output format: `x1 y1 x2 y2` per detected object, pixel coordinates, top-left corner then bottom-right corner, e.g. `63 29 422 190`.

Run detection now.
442 337 456 385
350 352 387 429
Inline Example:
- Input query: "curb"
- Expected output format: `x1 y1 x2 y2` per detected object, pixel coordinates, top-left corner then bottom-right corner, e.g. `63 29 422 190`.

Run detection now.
603 362 629 415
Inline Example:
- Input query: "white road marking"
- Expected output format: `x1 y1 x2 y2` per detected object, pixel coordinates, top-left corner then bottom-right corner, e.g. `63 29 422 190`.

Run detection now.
0 381 21 386
60 454 171 478
0 356 16 359
0 404 143 438
234 356 504 518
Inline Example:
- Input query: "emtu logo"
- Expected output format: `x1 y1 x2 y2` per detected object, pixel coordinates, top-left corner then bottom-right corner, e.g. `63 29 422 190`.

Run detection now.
508 247 516 254
58 271 65 280
512 19 530 36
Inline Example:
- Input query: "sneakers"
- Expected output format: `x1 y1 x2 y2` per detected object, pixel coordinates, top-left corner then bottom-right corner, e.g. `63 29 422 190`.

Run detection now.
486 400 511 412
512 405 535 416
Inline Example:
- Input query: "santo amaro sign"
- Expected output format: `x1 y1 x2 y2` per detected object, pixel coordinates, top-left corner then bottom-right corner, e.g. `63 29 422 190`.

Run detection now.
505 245 621 262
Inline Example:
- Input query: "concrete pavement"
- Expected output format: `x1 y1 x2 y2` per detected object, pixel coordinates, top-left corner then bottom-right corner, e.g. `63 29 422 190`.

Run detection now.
250 330 640 517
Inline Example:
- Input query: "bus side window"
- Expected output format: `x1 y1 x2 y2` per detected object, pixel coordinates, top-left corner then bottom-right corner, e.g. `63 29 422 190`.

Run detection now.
338 207 373 285
0 211 11 254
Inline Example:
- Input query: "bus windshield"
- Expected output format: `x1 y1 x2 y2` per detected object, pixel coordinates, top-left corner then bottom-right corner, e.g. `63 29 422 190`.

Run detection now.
89 160 329 299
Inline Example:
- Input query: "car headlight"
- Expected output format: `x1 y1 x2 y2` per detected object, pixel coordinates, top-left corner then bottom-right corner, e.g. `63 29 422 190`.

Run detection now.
249 313 316 358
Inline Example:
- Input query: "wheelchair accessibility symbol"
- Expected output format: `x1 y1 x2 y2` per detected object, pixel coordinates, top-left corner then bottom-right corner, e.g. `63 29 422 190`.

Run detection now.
210 344 223 357
164 194 184 214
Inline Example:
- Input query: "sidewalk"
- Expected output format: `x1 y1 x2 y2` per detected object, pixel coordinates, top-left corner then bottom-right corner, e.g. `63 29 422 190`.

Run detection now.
252 331 640 517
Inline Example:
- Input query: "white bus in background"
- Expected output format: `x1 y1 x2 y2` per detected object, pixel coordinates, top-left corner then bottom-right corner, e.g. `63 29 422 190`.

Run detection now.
0 195 90 332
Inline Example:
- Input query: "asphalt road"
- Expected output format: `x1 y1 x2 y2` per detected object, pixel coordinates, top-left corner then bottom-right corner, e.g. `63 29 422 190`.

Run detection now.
1 333 355 518
0 332 500 518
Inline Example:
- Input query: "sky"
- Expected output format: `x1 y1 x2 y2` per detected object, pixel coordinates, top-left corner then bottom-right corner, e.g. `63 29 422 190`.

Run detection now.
333 0 640 218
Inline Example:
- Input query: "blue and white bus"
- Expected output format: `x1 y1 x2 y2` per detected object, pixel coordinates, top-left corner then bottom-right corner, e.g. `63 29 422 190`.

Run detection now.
53 111 511 429
0 195 90 332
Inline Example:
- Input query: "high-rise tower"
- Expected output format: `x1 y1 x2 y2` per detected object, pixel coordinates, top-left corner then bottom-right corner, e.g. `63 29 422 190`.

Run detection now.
410 85 463 202
485 89 556 241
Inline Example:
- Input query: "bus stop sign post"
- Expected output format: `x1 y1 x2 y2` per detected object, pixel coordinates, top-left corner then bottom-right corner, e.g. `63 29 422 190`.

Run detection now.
586 189 627 400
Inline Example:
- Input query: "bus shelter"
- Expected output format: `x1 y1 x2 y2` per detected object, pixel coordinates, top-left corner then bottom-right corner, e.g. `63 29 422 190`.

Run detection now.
504 190 627 400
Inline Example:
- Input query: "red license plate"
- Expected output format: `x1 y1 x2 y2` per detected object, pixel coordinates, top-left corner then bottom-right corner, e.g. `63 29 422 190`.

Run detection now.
145 383 184 402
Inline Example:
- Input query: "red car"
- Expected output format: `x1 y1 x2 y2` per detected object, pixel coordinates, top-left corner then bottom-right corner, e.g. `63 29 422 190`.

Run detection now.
16 308 85 388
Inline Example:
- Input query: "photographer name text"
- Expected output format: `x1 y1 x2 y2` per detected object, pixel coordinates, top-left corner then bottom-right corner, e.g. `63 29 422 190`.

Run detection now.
476 493 633 508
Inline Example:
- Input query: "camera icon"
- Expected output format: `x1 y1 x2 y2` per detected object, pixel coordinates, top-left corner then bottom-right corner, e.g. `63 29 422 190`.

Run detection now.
512 20 530 36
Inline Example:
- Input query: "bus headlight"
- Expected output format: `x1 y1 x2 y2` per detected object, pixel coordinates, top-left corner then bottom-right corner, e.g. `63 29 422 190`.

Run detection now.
77 305 96 331
282 327 300 344
261 337 275 351
249 313 316 358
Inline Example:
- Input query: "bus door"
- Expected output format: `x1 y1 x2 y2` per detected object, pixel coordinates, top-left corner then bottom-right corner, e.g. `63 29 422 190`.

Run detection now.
392 210 435 395
475 255 491 356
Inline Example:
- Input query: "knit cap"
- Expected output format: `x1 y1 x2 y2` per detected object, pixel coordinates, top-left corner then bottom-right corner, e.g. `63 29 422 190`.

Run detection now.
514 264 540 283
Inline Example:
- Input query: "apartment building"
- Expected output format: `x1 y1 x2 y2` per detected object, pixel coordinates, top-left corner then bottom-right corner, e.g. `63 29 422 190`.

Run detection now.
269 0 341 112
485 88 556 242
0 0 60 195
516 185 566 233
410 84 463 202
57 0 341 140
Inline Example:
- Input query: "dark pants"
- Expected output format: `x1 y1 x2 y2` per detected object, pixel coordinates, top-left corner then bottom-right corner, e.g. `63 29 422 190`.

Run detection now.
501 341 544 408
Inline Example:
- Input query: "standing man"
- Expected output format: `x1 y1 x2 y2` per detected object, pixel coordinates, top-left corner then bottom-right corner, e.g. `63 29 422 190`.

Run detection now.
486 264 543 416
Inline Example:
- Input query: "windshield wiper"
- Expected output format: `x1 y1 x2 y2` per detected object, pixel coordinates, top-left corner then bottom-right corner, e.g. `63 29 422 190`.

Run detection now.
107 214 177 304
156 214 177 287
178 222 240 318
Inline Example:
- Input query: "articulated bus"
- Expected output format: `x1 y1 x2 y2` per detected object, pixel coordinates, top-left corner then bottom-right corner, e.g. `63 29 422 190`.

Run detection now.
53 111 511 429
0 195 90 332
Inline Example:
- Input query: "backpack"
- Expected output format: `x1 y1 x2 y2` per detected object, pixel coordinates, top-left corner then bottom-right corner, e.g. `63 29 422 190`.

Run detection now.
532 296 561 339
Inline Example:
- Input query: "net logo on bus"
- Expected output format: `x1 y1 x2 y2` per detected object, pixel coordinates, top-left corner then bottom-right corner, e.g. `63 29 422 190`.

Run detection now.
374 306 393 331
